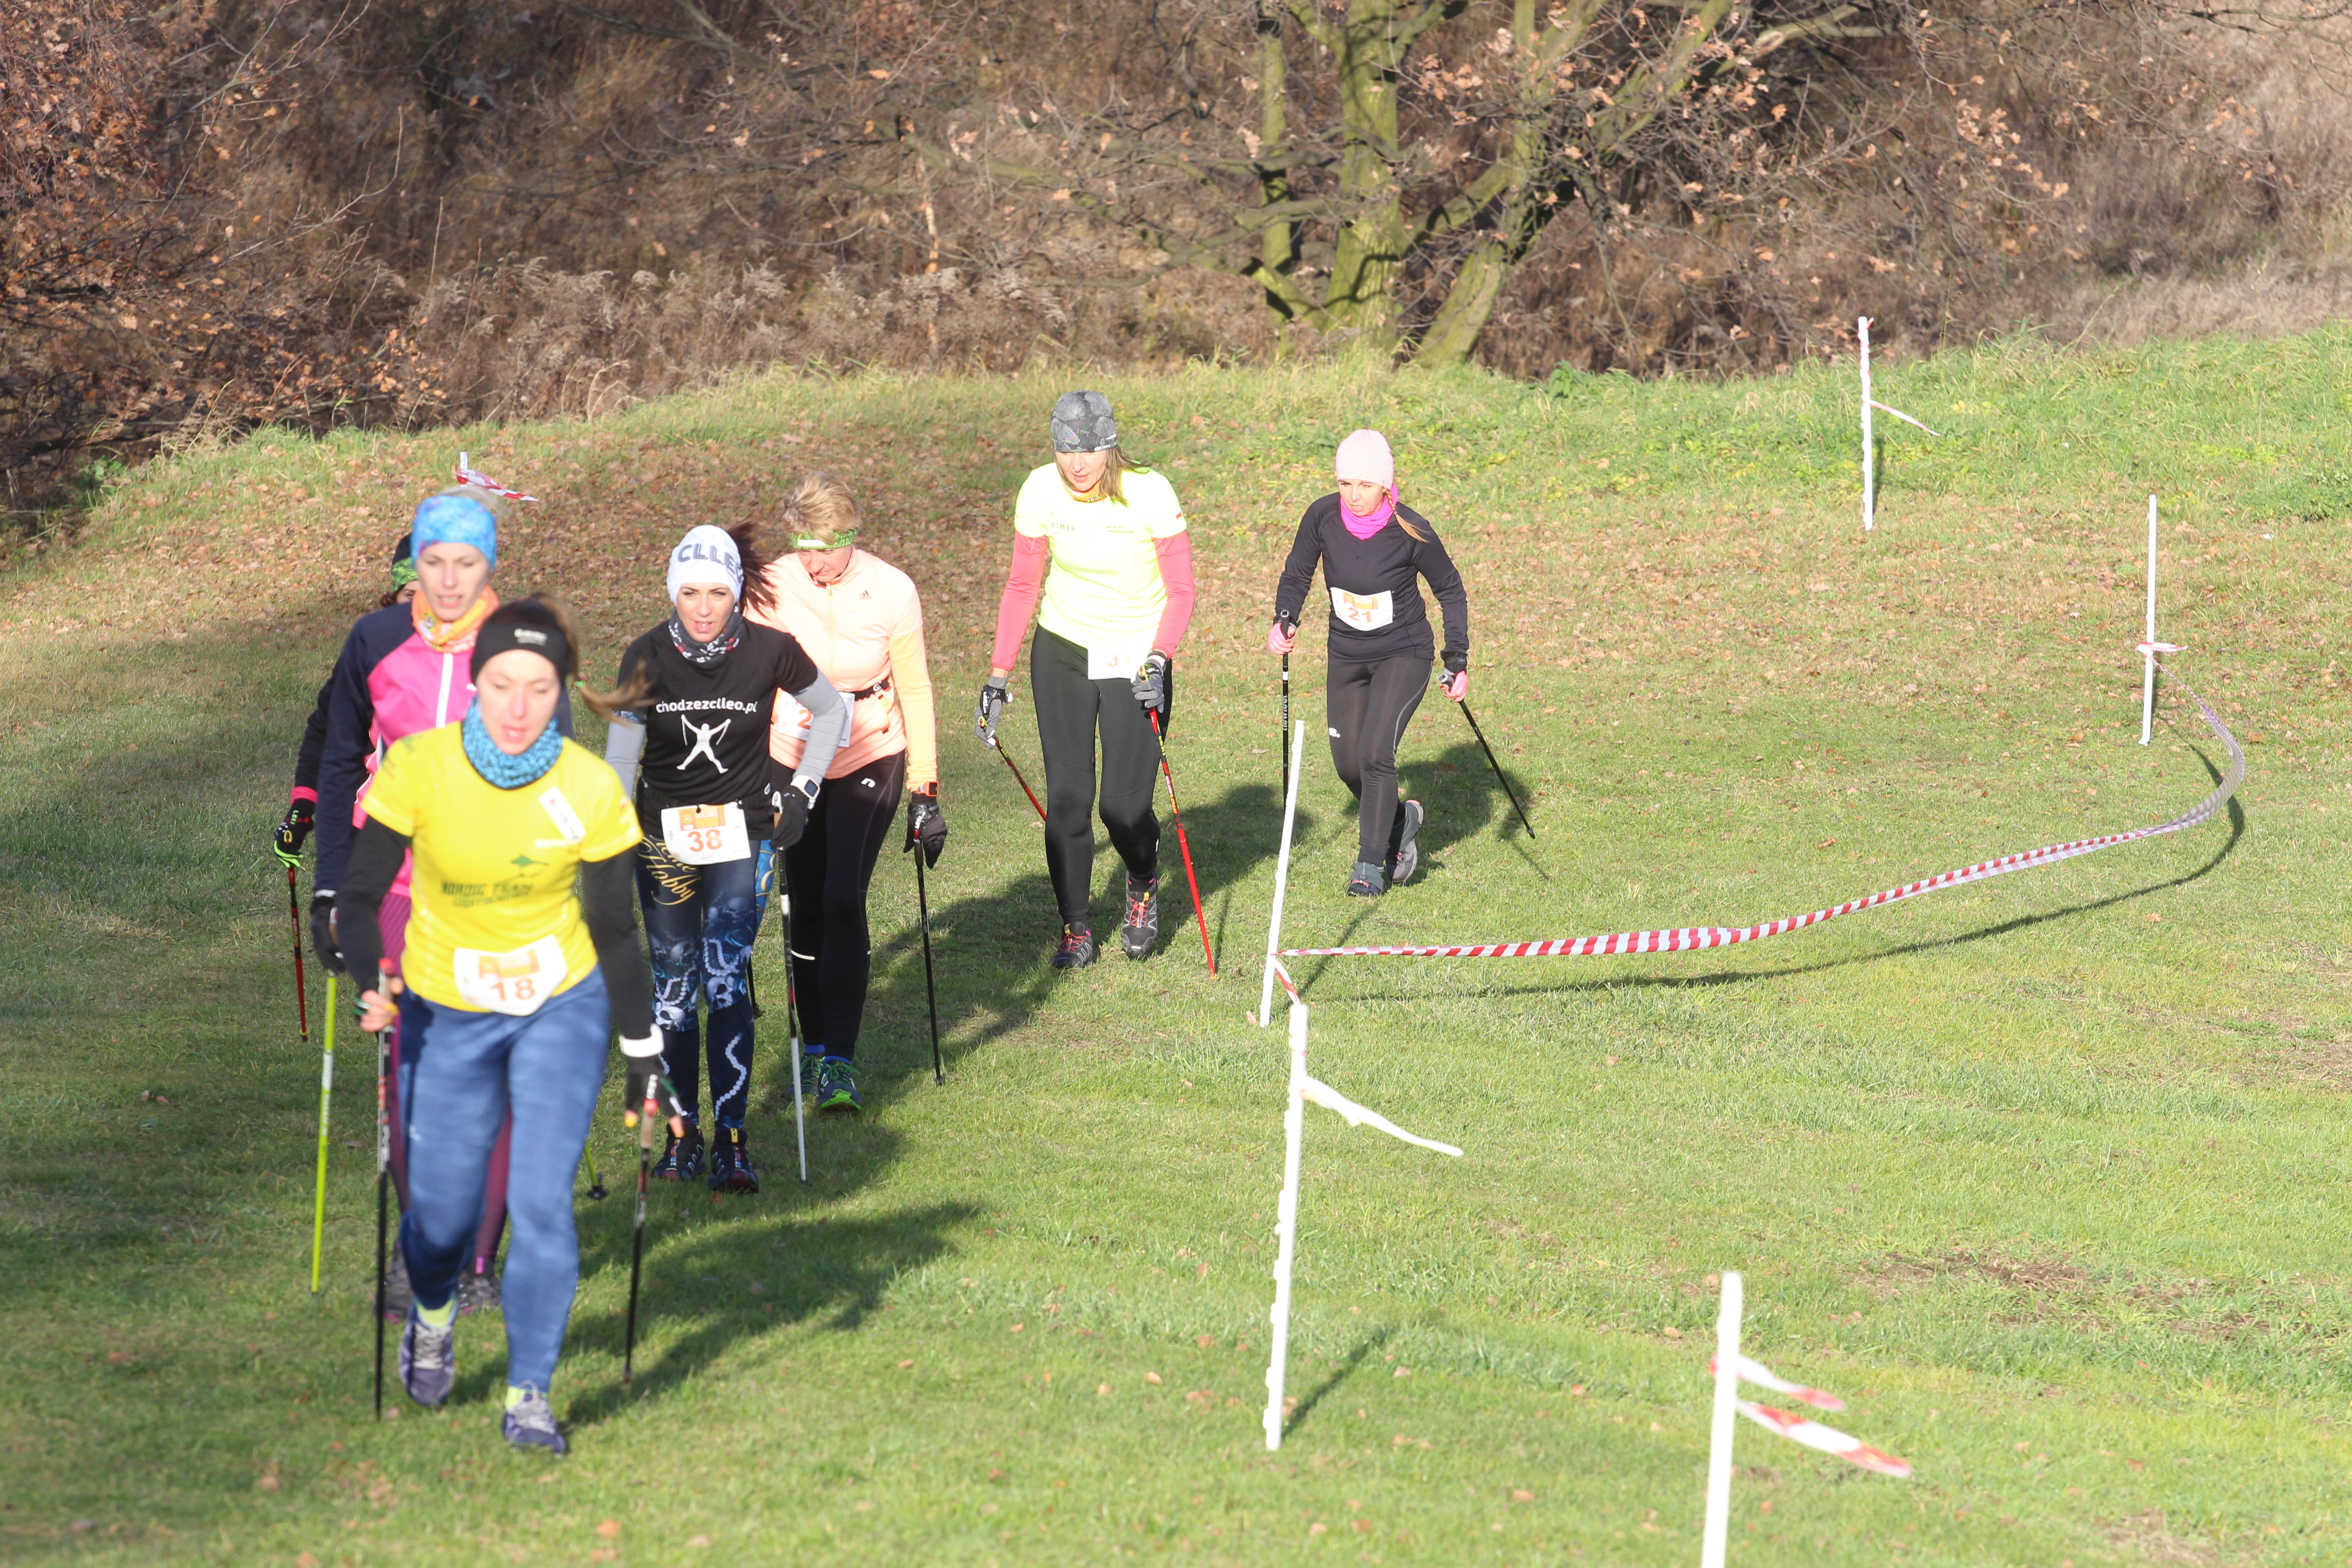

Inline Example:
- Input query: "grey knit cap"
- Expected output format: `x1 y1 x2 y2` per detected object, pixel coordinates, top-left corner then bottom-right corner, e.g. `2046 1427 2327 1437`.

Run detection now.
1049 390 1118 453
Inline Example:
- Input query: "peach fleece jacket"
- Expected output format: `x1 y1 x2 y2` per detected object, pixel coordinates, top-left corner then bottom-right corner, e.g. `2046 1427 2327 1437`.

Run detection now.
752 549 938 788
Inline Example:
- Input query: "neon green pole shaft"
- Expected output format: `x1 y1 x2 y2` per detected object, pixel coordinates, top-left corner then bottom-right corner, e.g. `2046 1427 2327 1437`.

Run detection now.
309 975 336 1292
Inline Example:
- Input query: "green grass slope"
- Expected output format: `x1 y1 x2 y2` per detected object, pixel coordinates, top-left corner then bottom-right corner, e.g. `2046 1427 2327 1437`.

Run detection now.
2 329 2349 1565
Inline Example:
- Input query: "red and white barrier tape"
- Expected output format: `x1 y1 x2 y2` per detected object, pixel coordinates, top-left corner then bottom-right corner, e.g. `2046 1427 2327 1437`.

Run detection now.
1282 666 2240 961
456 451 538 503
1737 1401 1912 1478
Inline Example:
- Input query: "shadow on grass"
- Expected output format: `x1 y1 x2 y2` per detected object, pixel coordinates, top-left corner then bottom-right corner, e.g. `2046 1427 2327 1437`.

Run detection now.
1283 1326 1395 1440
1303 749 2247 1004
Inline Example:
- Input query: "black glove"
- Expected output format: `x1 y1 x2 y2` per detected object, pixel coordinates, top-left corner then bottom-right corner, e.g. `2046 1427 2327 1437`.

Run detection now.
1132 651 1170 715
904 784 946 867
273 799 315 867
976 674 1009 742
308 892 346 975
773 779 815 851
619 1036 673 1126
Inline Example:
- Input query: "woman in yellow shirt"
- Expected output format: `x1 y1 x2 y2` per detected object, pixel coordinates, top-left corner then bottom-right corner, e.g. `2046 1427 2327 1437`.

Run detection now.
980 391 1195 968
752 473 942 1113
340 597 657 1455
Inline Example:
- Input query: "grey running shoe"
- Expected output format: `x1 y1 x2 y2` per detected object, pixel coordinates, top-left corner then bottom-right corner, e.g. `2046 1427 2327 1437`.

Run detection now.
1050 923 1097 969
815 1057 862 1115
377 1245 415 1322
708 1126 761 1194
399 1306 456 1407
456 1265 500 1317
1346 859 1387 898
502 1386 567 1454
1121 873 1160 960
1388 799 1425 886
652 1125 704 1182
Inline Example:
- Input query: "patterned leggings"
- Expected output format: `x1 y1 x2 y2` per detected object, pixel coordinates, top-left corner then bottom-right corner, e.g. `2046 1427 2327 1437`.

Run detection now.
635 836 773 1130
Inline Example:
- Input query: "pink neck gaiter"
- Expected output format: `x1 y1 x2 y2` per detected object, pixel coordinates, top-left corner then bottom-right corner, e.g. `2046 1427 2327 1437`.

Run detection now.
1342 489 1396 540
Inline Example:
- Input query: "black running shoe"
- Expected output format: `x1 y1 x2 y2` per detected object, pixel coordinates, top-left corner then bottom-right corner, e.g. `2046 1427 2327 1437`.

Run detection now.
1121 874 1160 960
1388 799 1425 886
1050 923 1097 969
1346 859 1387 898
708 1127 760 1195
652 1125 704 1182
399 1306 456 1407
456 1266 501 1318
377 1245 415 1322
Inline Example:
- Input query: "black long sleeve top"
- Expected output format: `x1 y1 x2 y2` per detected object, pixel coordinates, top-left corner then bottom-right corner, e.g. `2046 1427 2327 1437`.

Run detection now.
1271 495 1470 666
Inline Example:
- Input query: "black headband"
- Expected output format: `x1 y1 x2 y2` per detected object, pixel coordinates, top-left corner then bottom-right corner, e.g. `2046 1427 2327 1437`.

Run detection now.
470 615 571 684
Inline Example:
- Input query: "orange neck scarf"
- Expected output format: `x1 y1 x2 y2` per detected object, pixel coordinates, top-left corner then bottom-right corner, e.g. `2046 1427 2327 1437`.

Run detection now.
413 588 498 653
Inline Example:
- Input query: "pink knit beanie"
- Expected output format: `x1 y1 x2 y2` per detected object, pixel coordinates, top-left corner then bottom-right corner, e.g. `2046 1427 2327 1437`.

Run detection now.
1334 428 1395 492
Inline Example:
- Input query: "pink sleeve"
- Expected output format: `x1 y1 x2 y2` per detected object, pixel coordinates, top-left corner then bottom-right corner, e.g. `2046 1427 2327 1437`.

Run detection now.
290 786 319 804
990 534 1049 671
1152 532 1196 655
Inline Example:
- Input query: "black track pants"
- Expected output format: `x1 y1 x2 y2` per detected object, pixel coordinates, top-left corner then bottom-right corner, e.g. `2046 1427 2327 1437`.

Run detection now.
1031 626 1162 926
784 751 906 1060
1327 654 1428 866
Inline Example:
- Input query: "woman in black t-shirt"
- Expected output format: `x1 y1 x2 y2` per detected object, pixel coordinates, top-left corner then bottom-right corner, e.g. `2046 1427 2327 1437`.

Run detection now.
1269 428 1470 897
601 522 846 1191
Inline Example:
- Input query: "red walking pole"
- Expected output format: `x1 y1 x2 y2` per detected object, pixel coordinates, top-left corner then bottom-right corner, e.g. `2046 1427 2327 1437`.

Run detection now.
1147 711 1215 977
986 735 1048 823
285 865 309 1041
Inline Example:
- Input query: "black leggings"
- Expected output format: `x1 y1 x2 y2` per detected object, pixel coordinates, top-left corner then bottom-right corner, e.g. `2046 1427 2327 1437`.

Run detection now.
1031 626 1162 926
1328 654 1428 865
784 751 906 1060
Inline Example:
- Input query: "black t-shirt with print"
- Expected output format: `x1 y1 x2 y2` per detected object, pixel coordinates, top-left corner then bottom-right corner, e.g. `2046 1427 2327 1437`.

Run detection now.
616 621 820 833
1272 494 1470 665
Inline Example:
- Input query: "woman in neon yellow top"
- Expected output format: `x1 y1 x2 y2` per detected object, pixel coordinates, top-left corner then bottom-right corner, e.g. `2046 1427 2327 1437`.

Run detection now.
338 597 658 1455
980 390 1196 969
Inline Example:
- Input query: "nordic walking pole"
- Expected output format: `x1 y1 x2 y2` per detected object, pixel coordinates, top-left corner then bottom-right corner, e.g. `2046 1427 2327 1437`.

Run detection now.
985 735 1047 823
1148 710 1216 977
372 1013 391 1420
622 1074 659 1384
1258 720 1307 1028
583 1142 607 1202
1279 651 1291 806
1457 697 1536 841
308 976 337 1291
912 851 944 1084
285 865 309 1041
779 883 807 1183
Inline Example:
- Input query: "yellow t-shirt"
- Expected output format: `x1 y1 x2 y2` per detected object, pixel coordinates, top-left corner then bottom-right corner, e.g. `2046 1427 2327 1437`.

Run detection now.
362 726 641 1013
1015 463 1187 658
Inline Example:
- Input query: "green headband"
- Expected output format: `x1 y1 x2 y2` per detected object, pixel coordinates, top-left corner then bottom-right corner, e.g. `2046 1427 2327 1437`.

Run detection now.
390 557 419 589
792 527 858 551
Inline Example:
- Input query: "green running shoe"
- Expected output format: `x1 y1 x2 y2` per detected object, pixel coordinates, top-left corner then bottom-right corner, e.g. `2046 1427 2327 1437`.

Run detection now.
816 1056 862 1115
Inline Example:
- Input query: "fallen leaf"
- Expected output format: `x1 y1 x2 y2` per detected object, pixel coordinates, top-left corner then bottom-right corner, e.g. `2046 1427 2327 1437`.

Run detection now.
1145 1372 1163 1385
597 1519 621 1539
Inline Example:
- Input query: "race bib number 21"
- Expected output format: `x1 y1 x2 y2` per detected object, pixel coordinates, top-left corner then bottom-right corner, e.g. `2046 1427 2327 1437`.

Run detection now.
1331 587 1395 632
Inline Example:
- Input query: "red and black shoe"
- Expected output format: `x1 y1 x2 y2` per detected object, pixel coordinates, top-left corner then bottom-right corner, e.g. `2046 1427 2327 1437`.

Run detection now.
1121 875 1159 960
1050 923 1098 970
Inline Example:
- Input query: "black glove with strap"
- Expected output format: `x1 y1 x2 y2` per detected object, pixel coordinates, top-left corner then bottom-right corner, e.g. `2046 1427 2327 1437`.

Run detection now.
273 799 315 867
308 891 346 976
976 674 1009 742
1131 651 1171 717
772 777 817 851
618 1034 673 1127
904 783 946 867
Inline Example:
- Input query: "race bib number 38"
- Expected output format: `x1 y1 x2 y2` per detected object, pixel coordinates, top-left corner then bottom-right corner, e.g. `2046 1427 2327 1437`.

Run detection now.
453 935 567 1015
1331 587 1396 632
661 802 751 865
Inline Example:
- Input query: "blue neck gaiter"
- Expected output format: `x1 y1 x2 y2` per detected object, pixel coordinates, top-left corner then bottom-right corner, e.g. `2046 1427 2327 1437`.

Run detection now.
461 700 563 789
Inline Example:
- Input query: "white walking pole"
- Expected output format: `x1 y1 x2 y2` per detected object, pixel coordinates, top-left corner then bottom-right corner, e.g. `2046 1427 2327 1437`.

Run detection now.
1263 997 1308 1451
1259 719 1308 1028
1859 318 1875 533
1700 1271 1744 1568
2141 495 2158 746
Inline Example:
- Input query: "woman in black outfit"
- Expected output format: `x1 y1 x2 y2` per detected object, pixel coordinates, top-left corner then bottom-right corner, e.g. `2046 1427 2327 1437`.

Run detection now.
1269 427 1470 897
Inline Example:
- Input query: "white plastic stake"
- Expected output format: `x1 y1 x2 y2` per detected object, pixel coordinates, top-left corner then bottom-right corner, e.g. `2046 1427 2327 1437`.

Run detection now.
2141 495 2158 746
1858 318 1875 533
1259 719 1308 1027
1263 998 1309 1450
1700 1271 1744 1568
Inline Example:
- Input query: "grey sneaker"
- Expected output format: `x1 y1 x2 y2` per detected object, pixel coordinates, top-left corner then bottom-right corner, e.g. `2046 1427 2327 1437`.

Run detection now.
1121 874 1159 960
815 1057 862 1115
1346 860 1387 898
1050 923 1097 969
1388 799 1425 886
456 1266 501 1317
399 1306 456 1407
502 1385 567 1454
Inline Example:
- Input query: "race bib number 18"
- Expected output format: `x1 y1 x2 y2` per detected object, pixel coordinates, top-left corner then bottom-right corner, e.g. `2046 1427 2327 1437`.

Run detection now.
661 802 751 865
453 935 566 1016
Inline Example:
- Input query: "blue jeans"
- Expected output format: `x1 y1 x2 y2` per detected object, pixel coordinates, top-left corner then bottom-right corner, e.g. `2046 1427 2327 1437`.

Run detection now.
636 837 771 1129
398 970 609 1393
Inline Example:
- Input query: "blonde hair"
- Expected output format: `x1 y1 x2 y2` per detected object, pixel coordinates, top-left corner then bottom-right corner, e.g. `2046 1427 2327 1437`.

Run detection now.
781 472 862 545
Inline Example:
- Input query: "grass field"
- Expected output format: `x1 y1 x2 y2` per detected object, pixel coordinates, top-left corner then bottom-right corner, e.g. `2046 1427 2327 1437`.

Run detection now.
3 327 2349 1565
